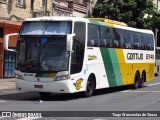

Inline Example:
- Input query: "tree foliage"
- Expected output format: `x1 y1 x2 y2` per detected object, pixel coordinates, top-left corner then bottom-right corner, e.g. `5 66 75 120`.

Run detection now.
92 0 156 29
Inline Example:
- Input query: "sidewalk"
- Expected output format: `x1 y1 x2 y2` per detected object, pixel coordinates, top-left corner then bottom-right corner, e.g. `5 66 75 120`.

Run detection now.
0 78 16 91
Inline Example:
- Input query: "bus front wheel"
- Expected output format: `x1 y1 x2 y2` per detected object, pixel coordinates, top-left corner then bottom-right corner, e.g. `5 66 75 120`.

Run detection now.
83 76 95 97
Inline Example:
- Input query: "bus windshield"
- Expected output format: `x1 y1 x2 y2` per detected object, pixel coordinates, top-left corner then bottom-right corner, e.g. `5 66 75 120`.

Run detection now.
17 36 69 72
20 21 72 35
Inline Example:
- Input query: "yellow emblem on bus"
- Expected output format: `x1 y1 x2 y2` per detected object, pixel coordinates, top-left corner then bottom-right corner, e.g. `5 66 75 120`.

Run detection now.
76 79 83 90
49 73 57 78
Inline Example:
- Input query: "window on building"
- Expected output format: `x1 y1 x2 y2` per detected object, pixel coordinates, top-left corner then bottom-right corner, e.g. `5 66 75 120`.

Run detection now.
0 28 4 38
42 0 47 14
0 0 6 2
16 0 25 6
31 0 34 11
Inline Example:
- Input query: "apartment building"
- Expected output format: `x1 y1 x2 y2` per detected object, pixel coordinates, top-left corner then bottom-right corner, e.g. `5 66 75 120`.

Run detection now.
53 0 87 17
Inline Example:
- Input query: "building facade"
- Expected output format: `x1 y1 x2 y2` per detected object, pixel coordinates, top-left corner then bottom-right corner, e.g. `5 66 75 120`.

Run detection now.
0 0 53 22
53 0 87 17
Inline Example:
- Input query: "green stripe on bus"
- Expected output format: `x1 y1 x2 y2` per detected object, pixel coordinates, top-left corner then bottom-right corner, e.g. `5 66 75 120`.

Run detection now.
97 21 106 26
89 20 99 24
100 48 117 87
100 48 123 87
89 20 106 26
108 49 123 86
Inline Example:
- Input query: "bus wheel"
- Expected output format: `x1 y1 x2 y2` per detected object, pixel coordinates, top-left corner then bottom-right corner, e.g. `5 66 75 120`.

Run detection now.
83 76 95 97
39 92 51 98
139 72 145 88
133 72 140 89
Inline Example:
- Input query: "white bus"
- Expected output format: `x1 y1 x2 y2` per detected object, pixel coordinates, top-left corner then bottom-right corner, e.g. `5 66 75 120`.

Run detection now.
4 17 155 97
155 47 160 75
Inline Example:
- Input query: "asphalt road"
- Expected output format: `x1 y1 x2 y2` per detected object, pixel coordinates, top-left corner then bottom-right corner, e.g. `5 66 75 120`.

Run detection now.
0 76 160 120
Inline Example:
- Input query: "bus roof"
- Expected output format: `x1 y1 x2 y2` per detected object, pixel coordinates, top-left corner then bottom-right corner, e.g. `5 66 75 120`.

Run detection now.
89 18 127 26
24 16 88 22
24 16 154 35
114 24 154 35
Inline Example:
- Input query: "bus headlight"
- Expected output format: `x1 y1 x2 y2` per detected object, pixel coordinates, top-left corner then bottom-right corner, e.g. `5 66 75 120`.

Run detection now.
54 75 70 81
16 74 24 80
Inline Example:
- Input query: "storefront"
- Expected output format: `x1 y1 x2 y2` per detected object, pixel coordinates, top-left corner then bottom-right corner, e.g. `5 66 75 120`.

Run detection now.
0 19 21 78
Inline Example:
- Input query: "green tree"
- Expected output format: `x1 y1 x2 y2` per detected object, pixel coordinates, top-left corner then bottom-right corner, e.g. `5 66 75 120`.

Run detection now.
92 0 156 29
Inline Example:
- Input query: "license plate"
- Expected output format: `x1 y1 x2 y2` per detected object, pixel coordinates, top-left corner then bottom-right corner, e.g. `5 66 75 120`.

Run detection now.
34 85 43 88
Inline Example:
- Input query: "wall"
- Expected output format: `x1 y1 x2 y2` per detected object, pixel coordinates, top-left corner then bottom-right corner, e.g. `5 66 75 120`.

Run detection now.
0 20 21 78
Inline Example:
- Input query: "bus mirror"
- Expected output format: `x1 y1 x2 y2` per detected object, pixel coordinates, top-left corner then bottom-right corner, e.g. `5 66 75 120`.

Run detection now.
4 33 18 52
67 34 75 52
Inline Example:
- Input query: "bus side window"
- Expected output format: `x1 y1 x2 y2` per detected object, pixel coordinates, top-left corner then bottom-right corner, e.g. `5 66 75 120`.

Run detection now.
141 34 146 50
146 35 154 50
100 26 111 47
121 30 131 49
71 22 86 74
112 28 120 48
132 33 140 49
88 23 100 47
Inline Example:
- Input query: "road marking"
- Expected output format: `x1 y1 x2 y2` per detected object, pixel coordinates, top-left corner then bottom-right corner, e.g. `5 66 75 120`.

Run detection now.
0 100 7 102
93 119 108 120
122 90 160 93
121 82 160 93
16 117 42 120
146 82 160 87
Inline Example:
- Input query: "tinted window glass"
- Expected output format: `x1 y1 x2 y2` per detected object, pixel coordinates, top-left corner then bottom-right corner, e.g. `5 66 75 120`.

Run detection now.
20 21 72 35
112 28 121 48
146 34 154 50
88 24 100 47
100 26 113 47
71 22 86 74
121 30 132 49
141 34 146 50
132 33 141 49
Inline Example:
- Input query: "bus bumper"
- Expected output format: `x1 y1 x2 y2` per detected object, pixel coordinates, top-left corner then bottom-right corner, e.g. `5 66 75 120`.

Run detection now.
15 79 78 93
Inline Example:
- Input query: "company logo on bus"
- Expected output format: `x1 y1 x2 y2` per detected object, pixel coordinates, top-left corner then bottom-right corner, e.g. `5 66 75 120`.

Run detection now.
127 53 154 60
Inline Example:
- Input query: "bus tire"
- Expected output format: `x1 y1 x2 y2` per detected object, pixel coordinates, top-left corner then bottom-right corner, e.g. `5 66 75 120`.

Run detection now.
39 92 51 98
83 76 95 97
139 72 145 88
133 72 140 89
